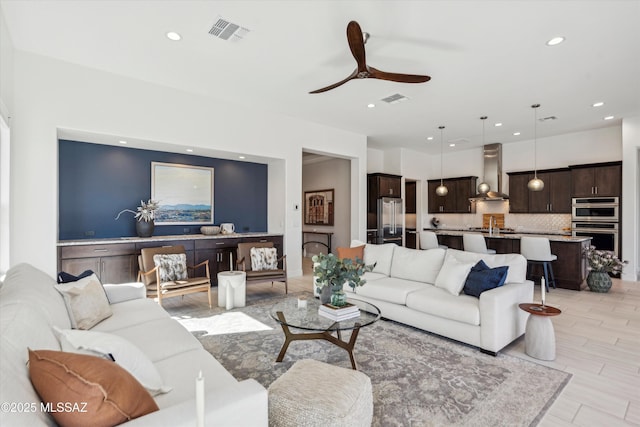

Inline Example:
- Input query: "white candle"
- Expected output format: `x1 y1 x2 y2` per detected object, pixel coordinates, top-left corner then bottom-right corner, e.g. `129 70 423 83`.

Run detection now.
196 370 205 427
540 277 546 306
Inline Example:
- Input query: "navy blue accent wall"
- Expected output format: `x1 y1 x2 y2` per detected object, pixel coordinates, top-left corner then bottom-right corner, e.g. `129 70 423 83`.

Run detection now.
59 140 268 240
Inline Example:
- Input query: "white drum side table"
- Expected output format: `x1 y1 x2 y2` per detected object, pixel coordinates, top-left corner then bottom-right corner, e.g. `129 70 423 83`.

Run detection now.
519 303 562 361
217 271 247 310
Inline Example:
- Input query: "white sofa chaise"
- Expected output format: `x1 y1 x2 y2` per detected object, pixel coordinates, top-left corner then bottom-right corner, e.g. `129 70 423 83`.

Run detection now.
340 243 534 354
0 263 267 427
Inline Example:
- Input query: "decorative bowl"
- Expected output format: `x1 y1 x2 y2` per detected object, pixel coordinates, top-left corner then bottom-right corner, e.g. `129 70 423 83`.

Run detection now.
200 226 220 235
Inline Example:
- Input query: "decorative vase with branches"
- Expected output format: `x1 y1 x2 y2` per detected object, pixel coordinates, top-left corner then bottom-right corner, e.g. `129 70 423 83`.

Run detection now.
115 199 159 237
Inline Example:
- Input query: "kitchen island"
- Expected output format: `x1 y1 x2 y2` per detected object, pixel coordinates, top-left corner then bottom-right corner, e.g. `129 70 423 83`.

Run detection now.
429 229 591 291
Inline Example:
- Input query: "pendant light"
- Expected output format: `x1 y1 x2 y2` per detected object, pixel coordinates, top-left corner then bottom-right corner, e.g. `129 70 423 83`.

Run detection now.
527 104 544 191
477 116 490 194
435 126 448 196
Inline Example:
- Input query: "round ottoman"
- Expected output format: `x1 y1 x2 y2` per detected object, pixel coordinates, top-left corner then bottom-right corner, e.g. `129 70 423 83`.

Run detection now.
268 359 373 427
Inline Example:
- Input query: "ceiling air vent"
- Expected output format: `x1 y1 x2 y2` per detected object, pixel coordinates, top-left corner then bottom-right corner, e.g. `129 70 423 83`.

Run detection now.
208 17 250 41
539 116 557 122
381 93 409 104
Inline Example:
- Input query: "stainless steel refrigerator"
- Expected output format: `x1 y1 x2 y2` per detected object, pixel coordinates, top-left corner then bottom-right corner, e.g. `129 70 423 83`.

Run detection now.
376 197 403 245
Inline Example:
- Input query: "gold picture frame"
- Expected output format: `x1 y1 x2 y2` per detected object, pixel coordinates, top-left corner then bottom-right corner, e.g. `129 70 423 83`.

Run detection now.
304 189 334 226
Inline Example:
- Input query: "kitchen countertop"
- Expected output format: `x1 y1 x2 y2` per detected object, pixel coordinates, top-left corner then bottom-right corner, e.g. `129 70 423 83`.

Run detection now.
58 232 282 246
426 228 590 243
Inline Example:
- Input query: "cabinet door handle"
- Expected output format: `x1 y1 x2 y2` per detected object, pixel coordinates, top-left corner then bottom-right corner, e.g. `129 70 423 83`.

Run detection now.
549 203 552 212
259 239 268 242
216 242 225 245
594 186 598 194
94 249 108 253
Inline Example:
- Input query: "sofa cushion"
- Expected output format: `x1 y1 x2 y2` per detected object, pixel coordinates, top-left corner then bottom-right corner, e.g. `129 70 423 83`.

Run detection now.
463 260 509 298
443 249 527 284
364 244 396 276
406 286 481 326
0 263 71 329
28 349 158 427
353 277 425 305
390 247 445 284
54 327 172 396
54 273 113 330
435 254 475 296
90 298 170 333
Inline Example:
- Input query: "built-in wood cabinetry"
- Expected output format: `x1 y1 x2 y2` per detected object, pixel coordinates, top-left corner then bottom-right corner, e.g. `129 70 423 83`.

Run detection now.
58 235 284 285
368 173 402 199
507 169 571 213
428 177 477 214
570 162 622 197
405 181 416 214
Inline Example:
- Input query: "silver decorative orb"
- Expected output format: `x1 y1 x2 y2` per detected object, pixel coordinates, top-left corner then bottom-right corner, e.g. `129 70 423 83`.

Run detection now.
477 182 490 194
527 177 545 191
435 184 448 196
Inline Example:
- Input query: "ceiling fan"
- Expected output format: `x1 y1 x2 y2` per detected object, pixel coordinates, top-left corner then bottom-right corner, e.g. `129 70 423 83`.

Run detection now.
309 20 431 94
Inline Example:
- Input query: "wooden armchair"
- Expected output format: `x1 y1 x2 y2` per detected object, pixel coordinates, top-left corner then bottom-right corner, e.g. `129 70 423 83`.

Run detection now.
236 241 288 293
138 245 212 308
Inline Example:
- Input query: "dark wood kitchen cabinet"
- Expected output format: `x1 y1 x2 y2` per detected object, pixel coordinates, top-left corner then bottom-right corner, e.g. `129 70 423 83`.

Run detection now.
58 243 137 283
508 169 571 213
405 181 417 214
507 173 530 213
428 177 477 214
570 162 622 197
368 173 402 199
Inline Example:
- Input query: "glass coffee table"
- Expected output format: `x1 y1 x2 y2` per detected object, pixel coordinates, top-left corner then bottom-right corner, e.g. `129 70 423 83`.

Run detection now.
270 297 381 370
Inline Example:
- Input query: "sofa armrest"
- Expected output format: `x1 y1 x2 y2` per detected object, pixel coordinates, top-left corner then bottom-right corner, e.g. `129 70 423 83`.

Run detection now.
122 379 267 427
103 282 146 304
478 280 534 353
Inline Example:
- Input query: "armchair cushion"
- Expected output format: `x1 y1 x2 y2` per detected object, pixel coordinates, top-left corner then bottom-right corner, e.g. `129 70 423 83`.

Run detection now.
54 273 112 330
153 254 188 282
250 247 278 271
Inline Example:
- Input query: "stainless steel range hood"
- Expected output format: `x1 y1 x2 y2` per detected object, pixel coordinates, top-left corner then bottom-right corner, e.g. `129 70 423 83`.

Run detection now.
470 143 509 201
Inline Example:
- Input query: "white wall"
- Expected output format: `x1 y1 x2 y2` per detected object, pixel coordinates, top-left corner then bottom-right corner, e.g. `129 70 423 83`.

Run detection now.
10 51 367 277
621 115 640 281
0 7 13 273
0 6 13 121
302 157 351 255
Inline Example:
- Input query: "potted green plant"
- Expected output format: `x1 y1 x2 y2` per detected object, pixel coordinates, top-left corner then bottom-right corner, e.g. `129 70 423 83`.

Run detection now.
583 245 627 292
312 253 373 306
115 199 159 237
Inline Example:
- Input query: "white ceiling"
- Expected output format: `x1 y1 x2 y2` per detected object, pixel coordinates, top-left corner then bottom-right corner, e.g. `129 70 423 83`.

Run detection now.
2 0 639 154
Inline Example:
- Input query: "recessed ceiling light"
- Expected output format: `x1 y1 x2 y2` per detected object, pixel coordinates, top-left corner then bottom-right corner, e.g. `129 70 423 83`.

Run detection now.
186 148 193 152
546 36 565 46
592 102 605 107
513 132 521 136
166 31 182 41
426 136 434 141
238 155 246 159
367 103 375 108
494 123 503 127
119 140 127 144
449 143 456 147
604 116 615 120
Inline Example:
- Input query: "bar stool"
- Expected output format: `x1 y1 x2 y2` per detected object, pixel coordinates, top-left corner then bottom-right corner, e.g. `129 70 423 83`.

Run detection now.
419 231 447 250
520 236 557 292
463 234 496 254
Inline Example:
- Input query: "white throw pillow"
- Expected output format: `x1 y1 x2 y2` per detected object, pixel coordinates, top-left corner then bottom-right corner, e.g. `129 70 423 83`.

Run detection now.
364 243 396 276
53 327 172 396
54 273 112 329
250 247 278 271
153 253 188 282
434 255 475 296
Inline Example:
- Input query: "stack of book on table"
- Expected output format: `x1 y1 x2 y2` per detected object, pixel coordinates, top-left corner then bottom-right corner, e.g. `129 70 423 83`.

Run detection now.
318 302 360 321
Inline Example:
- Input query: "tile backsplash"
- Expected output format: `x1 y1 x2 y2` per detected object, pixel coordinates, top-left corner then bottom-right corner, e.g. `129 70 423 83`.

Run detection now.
425 200 572 234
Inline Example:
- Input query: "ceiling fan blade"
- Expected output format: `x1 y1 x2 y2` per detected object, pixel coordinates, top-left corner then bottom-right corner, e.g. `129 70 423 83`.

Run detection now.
309 69 359 94
346 21 367 72
369 66 431 83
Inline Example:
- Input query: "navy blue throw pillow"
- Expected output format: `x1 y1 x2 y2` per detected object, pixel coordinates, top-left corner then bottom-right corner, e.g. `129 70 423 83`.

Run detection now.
463 260 509 298
57 269 95 284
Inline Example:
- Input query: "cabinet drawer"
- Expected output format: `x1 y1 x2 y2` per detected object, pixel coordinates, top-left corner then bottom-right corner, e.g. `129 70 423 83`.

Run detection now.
195 238 240 249
135 240 194 250
60 243 136 259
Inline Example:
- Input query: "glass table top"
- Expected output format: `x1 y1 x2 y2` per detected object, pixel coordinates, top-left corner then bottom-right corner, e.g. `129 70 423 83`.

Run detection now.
270 297 381 332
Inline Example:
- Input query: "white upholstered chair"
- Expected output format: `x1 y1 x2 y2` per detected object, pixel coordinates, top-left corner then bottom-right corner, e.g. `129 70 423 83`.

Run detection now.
520 236 557 292
463 234 496 254
419 231 447 250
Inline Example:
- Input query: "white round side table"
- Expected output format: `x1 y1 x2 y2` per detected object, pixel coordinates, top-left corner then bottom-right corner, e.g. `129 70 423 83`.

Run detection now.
217 271 247 310
519 303 562 361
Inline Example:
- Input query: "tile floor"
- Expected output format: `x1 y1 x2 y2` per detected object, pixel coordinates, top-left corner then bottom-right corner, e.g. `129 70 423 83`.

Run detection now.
167 258 640 426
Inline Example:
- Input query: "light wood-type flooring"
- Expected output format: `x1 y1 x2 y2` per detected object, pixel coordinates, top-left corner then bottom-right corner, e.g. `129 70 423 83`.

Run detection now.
163 257 640 426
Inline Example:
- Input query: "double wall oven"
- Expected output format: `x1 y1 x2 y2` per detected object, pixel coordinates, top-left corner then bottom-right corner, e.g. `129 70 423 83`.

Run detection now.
571 197 619 256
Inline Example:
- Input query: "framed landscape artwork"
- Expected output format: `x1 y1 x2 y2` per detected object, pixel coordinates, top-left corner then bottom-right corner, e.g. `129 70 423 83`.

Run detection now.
304 189 334 225
151 162 214 225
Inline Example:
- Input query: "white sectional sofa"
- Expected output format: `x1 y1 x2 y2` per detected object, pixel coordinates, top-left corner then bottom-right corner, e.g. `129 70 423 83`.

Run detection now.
342 243 534 354
0 263 267 427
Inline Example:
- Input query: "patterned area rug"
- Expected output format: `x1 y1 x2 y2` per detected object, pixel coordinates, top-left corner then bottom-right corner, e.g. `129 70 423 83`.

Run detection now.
168 293 570 427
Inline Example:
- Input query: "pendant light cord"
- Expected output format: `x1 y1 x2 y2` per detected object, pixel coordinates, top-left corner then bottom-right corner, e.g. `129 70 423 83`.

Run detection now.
439 126 445 185
532 104 540 178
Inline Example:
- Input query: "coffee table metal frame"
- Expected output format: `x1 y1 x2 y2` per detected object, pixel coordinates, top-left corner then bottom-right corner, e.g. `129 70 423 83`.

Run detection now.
270 298 380 370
